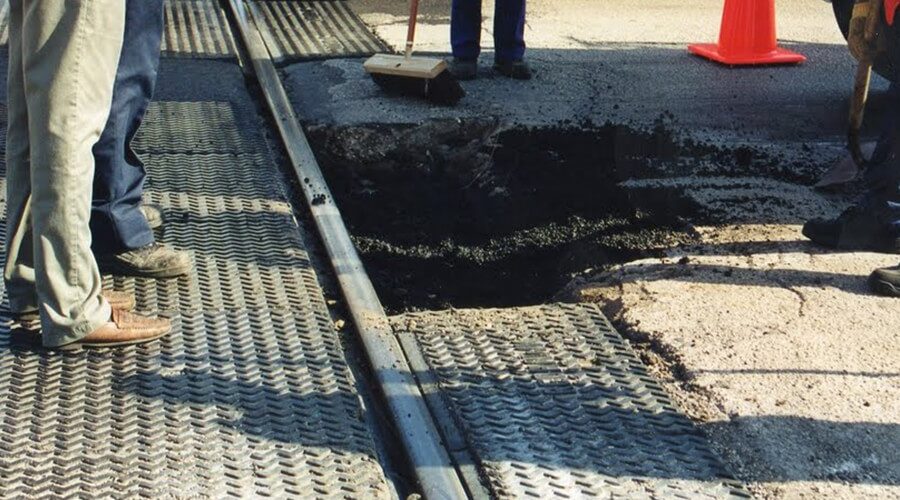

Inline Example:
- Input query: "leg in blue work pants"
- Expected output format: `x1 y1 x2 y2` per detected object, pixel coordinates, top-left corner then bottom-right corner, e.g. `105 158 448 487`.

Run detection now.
869 83 900 296
864 83 900 236
451 0 526 62
803 83 900 252
90 0 165 255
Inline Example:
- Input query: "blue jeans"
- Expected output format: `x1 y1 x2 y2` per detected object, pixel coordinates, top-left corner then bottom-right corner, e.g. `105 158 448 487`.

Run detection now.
451 0 526 62
90 0 165 255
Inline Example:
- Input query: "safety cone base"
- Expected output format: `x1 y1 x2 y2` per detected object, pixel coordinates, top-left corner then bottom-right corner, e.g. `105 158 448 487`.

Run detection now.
689 43 806 66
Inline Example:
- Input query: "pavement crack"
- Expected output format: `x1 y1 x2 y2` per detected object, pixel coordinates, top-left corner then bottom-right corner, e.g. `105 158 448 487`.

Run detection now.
769 274 809 320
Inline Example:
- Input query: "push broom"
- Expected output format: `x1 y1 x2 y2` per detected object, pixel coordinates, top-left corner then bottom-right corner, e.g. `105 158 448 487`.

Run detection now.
364 0 465 105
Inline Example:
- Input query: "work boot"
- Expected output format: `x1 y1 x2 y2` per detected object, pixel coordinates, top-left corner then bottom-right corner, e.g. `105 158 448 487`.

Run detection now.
449 58 477 80
493 59 532 80
869 264 900 297
57 309 171 350
802 204 900 253
11 290 136 333
141 203 164 230
98 243 192 278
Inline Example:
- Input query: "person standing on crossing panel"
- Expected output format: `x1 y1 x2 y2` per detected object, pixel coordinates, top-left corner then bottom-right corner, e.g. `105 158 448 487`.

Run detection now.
91 0 192 279
4 0 171 349
449 0 532 80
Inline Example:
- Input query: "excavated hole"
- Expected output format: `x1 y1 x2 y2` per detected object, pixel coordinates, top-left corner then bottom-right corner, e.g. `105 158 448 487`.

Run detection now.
308 121 705 313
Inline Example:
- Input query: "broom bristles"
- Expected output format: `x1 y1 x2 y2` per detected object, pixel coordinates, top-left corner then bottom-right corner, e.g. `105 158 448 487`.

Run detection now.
370 69 465 106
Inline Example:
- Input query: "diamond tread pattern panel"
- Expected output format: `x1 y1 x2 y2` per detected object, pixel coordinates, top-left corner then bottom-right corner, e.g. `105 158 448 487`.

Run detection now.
162 0 237 59
392 304 751 500
251 0 388 62
0 101 391 498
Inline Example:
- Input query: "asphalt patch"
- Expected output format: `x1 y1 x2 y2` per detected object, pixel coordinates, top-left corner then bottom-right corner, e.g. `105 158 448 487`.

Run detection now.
309 122 702 312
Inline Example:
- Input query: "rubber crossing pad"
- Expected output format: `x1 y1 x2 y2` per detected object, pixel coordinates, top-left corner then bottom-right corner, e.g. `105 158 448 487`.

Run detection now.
251 0 388 62
0 100 392 498
162 0 237 59
392 303 751 499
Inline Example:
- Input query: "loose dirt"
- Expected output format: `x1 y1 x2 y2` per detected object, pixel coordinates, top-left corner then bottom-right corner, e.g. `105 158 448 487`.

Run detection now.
308 123 701 312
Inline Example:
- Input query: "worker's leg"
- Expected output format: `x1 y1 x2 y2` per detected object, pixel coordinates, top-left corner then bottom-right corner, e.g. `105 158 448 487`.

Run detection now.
803 84 900 253
451 0 483 60
21 0 124 346
90 0 164 255
4 0 37 317
90 0 190 279
492 0 530 79
493 0 526 63
869 85 900 297
865 84 900 235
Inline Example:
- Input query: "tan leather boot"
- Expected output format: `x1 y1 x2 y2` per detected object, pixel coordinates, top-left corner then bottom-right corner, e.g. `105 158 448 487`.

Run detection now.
12 290 136 333
57 309 171 350
104 290 137 311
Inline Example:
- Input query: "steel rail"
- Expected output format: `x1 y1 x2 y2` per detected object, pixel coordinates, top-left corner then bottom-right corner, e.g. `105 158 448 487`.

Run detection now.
223 2 470 499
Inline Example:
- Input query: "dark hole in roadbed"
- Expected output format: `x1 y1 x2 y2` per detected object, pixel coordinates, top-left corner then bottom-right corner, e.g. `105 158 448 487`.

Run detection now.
308 122 703 313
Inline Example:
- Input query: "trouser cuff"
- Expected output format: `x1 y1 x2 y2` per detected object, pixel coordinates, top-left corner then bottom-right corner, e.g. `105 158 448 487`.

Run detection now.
42 300 112 348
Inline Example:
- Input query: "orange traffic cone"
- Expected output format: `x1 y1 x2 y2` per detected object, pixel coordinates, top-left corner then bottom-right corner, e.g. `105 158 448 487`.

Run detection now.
689 0 806 66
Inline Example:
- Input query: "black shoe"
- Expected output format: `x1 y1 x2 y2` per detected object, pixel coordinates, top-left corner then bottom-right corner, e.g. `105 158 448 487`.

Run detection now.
802 205 900 253
493 59 532 80
869 264 900 297
449 58 477 81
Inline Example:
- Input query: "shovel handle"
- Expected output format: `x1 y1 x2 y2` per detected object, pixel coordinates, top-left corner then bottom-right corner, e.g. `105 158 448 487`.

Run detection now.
848 0 884 168
865 0 883 42
849 62 874 168
406 0 419 59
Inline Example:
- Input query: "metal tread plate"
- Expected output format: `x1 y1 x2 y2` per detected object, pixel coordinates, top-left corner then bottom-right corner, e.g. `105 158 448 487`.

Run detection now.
134 101 259 154
162 0 237 59
251 0 388 62
391 304 751 499
0 100 392 498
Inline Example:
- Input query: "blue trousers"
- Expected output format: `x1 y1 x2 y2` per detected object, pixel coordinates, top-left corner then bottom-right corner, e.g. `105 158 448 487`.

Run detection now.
90 0 165 254
865 83 900 235
451 0 526 62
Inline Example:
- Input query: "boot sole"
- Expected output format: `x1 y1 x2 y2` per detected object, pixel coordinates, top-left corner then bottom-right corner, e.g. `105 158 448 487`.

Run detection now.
869 276 900 298
56 330 169 351
492 65 532 80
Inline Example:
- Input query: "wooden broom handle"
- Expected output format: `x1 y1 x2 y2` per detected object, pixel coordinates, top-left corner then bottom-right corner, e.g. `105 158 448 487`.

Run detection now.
405 0 419 59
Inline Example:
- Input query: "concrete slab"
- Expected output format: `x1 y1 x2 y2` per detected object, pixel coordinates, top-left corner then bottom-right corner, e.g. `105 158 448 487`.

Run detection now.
559 165 899 499
566 222 900 500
